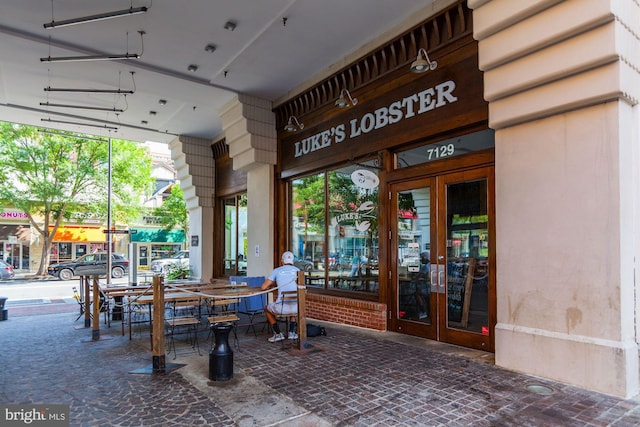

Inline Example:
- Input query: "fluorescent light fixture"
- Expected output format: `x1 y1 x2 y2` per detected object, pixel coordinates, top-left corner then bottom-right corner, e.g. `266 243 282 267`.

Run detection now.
44 7 148 29
40 102 124 112
40 53 140 63
41 118 118 131
44 86 134 94
38 129 108 143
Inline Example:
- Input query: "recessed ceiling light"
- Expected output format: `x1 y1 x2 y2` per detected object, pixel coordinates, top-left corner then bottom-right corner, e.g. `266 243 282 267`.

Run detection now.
224 21 237 31
149 111 157 115
205 44 217 53
187 64 198 72
158 99 167 105
141 120 148 125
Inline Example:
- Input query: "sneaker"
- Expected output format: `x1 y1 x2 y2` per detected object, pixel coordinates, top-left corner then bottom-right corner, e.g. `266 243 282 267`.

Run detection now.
268 332 285 343
288 332 298 340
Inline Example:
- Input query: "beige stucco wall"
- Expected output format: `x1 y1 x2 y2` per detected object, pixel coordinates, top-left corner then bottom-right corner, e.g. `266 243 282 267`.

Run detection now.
470 0 640 397
494 102 638 397
246 164 276 277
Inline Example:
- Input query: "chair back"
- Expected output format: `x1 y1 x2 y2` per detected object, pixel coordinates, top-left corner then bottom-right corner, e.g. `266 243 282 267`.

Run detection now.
279 290 298 303
232 276 266 312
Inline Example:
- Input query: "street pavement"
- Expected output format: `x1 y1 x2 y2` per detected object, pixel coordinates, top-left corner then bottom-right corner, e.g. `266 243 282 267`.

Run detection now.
1 279 640 426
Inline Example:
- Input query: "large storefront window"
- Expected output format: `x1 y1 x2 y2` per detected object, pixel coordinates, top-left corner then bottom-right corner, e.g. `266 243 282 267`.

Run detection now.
291 160 379 295
223 194 248 276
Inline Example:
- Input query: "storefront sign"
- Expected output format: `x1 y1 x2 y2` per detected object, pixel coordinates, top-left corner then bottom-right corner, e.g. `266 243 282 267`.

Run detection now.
351 169 379 190
0 210 27 219
331 200 376 233
293 80 458 159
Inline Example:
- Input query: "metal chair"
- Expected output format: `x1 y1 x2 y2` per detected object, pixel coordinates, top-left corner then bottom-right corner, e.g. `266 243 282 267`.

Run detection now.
274 290 298 348
207 297 240 350
72 286 110 326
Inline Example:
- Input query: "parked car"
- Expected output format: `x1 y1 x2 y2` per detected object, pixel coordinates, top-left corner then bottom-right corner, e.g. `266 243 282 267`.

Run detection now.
293 255 314 272
150 250 189 274
0 260 15 280
48 252 129 280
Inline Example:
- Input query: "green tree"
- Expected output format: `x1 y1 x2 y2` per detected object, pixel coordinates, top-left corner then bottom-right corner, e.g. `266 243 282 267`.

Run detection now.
153 183 188 245
0 122 154 275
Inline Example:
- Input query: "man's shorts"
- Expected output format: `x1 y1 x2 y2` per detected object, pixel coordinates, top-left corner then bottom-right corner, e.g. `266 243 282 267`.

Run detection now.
267 301 298 315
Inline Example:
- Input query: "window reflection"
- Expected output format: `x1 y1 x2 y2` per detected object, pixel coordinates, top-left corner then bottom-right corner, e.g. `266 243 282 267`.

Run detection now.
290 160 380 294
223 194 248 276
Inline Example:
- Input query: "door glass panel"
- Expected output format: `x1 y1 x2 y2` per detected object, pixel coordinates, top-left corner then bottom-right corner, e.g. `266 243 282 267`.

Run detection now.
397 187 431 323
446 179 489 334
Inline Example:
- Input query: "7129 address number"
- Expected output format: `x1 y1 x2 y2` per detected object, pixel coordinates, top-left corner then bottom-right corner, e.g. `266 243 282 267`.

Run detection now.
426 143 455 160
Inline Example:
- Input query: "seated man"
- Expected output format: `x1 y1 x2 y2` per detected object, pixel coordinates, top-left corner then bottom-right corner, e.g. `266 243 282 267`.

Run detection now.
261 251 300 342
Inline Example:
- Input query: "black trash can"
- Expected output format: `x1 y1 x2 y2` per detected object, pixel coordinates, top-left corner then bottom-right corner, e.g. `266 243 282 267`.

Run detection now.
209 322 233 381
0 297 8 321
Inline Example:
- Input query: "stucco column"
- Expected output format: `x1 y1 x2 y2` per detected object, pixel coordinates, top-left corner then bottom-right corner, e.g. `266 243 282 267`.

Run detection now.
246 164 275 276
169 135 215 281
469 0 640 397
219 95 278 275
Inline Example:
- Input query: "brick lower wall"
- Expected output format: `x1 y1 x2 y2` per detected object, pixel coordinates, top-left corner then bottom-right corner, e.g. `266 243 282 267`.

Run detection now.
306 293 387 331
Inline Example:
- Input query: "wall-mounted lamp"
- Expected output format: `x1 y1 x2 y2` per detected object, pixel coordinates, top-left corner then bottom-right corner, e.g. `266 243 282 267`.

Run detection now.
284 116 304 132
410 48 437 73
335 89 358 108
44 6 148 29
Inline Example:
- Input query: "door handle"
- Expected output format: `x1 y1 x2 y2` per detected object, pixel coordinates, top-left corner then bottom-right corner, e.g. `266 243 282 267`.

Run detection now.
438 268 445 293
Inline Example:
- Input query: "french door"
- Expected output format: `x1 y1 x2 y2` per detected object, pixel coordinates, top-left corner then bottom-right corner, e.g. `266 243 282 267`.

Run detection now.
390 166 495 351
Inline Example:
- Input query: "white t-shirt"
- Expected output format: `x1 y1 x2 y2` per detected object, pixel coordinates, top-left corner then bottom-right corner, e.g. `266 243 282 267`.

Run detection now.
268 264 300 302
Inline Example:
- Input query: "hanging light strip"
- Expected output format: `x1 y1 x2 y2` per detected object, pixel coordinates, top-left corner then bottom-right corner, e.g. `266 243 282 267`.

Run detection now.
40 53 140 63
41 118 118 130
40 102 124 112
44 7 148 29
37 129 108 143
44 86 134 94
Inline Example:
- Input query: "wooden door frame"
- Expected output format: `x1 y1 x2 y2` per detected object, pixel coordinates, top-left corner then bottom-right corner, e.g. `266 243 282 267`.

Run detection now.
386 152 495 352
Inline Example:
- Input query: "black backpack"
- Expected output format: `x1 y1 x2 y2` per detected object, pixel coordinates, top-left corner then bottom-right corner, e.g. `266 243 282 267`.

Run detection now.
306 323 327 337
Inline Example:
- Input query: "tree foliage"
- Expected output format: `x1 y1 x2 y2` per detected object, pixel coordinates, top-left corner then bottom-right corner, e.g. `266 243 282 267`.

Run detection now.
153 183 188 239
0 122 154 275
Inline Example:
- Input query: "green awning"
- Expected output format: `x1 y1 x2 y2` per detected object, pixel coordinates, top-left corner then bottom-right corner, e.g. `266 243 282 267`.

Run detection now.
130 228 185 243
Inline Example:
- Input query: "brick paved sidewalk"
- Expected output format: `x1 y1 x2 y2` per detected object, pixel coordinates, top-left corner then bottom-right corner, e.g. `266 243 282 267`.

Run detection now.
1 308 640 426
